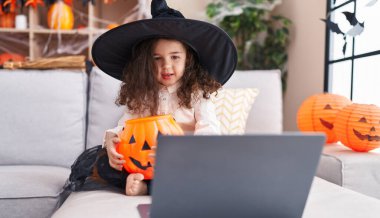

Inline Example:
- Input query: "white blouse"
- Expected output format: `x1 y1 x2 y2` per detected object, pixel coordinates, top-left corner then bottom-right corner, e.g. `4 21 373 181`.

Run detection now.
105 82 221 137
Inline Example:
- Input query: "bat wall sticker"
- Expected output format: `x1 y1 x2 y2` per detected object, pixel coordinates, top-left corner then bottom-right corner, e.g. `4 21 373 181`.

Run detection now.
323 0 377 56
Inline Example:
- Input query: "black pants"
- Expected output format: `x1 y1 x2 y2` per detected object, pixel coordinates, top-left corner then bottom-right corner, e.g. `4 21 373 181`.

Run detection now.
69 146 151 194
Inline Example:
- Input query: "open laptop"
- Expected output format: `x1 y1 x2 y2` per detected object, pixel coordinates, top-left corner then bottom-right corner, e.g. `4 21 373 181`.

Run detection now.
138 133 325 218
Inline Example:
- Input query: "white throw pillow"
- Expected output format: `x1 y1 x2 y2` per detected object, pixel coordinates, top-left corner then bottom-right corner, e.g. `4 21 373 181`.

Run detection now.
212 88 259 134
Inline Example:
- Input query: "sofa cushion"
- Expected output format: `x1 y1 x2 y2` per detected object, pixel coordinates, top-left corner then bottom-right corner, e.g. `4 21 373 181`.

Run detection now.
86 67 125 148
316 143 380 199
303 177 380 218
212 88 259 134
0 69 87 167
53 177 380 218
0 165 70 218
223 70 283 133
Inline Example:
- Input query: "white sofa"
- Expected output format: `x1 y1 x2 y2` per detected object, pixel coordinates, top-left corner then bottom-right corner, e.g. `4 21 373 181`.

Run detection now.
1 68 380 218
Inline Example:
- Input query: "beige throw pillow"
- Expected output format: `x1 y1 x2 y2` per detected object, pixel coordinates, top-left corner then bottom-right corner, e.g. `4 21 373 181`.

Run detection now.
212 88 259 134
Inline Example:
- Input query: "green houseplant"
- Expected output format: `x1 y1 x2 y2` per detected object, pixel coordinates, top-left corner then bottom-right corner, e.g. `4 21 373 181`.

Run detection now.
206 0 291 92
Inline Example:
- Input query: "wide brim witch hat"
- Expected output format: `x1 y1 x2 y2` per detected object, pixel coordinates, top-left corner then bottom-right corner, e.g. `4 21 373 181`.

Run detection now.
92 0 237 85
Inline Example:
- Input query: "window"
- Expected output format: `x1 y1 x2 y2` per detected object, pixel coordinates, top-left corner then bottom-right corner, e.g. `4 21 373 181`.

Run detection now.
325 0 380 106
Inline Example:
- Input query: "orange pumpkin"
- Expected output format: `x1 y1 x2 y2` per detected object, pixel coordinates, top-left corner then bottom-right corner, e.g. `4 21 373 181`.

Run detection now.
0 53 25 65
47 1 74 30
334 104 380 152
116 115 184 179
0 12 15 28
297 93 352 143
106 23 119 29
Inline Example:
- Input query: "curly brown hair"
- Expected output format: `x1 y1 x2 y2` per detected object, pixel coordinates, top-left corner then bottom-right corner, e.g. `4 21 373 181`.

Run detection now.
116 38 221 115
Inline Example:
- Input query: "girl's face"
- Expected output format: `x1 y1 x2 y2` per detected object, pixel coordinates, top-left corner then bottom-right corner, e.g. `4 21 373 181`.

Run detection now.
153 39 187 87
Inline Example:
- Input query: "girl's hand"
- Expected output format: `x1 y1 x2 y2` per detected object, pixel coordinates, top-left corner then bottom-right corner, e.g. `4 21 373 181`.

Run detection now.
105 132 125 171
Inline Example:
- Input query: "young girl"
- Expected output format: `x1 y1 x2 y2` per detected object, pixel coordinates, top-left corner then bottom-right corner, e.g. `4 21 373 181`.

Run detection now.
103 37 222 196
67 0 237 198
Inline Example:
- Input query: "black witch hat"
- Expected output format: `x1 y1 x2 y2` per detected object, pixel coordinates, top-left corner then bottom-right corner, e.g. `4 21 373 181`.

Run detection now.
92 0 237 85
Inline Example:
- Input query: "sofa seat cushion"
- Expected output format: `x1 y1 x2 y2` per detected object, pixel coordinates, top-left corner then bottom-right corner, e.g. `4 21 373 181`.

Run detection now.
303 177 380 218
316 143 380 199
0 165 70 218
53 191 150 218
53 178 380 218
0 165 70 198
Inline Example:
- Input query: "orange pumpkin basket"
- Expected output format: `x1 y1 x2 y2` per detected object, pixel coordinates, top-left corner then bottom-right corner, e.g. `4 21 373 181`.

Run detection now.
116 114 184 179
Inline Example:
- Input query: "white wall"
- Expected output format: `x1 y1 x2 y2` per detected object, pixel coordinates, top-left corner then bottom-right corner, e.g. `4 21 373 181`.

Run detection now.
170 0 327 131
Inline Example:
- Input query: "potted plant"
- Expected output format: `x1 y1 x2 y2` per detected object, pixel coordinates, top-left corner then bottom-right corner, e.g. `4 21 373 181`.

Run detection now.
206 0 291 92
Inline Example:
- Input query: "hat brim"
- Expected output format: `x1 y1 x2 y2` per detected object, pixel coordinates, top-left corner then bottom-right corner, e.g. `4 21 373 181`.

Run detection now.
92 18 237 85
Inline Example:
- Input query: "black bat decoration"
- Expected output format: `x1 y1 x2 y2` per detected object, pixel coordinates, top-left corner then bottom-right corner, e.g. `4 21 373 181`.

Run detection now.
342 11 358 26
342 36 347 55
321 19 344 35
322 10 366 56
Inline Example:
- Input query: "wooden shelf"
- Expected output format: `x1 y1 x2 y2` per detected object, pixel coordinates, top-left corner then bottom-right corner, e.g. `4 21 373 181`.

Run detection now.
0 28 30 33
0 1 136 61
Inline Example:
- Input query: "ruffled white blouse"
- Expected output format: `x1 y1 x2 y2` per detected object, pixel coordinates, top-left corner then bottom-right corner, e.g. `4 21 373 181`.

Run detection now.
105 82 220 137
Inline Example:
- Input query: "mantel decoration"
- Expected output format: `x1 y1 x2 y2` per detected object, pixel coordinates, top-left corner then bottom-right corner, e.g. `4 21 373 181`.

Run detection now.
334 103 380 152
206 0 291 92
297 93 352 143
116 115 184 180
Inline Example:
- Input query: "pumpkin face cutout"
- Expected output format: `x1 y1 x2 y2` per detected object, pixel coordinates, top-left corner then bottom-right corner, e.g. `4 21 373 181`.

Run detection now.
297 93 352 143
334 104 380 152
116 115 184 179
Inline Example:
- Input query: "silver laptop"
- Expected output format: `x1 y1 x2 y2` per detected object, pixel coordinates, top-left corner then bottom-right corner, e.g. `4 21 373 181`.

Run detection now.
138 133 324 218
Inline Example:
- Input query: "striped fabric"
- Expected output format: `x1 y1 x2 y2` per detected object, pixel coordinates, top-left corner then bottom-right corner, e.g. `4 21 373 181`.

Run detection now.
212 88 259 134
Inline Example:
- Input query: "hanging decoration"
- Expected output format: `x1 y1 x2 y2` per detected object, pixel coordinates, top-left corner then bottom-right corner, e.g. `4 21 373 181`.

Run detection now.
334 104 380 152
321 12 364 56
321 0 378 56
297 93 352 143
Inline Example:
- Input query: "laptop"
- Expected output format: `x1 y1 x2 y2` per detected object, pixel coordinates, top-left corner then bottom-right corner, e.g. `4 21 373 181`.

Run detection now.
138 133 325 218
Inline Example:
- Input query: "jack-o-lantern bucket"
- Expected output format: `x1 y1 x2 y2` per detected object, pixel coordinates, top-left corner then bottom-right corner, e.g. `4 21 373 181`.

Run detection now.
116 115 184 179
297 93 352 143
334 104 380 152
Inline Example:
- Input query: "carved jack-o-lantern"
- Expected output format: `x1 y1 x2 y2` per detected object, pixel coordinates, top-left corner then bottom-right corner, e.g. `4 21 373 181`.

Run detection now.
116 115 184 179
334 104 380 152
297 93 352 143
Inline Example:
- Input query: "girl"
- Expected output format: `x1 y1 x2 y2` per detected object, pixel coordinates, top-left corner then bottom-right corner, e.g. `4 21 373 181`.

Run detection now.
66 0 237 198
103 37 223 196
